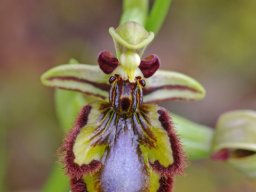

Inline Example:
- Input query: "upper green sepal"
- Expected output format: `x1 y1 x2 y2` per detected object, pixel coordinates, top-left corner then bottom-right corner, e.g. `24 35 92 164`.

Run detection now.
109 21 154 57
41 64 110 100
143 70 206 103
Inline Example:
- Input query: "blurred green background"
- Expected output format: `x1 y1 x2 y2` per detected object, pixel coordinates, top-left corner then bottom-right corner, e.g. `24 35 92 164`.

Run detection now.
0 0 256 191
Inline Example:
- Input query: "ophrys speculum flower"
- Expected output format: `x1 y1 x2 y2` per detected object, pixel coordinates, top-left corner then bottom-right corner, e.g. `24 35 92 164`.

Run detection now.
41 21 205 192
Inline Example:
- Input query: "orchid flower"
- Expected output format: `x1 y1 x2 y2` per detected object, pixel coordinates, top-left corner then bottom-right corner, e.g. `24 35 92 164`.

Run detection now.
41 21 205 192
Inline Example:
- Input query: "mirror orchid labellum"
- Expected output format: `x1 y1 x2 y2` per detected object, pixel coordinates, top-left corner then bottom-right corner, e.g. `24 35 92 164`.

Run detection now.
41 21 206 192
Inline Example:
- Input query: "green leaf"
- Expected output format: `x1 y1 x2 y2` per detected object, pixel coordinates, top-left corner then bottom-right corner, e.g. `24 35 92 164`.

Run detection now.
143 70 206 103
42 163 69 192
55 89 87 131
146 0 172 34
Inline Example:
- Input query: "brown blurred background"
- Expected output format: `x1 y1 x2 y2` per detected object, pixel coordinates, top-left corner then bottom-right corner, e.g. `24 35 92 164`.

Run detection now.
0 0 255 191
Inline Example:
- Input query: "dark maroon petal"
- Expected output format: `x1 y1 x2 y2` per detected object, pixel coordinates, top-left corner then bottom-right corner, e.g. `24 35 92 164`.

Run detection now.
139 54 160 78
211 149 230 161
61 105 102 178
98 51 119 74
150 109 186 176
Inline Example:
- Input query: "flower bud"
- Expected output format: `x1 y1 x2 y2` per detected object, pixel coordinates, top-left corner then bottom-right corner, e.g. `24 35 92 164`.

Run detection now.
211 110 256 178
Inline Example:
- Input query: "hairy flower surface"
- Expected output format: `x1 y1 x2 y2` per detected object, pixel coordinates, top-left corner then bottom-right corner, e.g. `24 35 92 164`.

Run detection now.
41 22 205 192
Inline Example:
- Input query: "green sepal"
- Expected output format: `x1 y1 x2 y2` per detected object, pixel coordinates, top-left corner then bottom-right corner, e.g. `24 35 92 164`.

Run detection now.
54 59 91 131
171 113 213 160
109 21 154 58
41 64 110 100
143 70 206 103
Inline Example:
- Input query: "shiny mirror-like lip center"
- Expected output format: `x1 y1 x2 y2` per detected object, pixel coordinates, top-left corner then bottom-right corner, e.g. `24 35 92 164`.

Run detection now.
120 97 131 112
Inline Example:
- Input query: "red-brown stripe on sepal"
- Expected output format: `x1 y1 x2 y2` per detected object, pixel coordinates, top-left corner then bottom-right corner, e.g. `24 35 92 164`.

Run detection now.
143 85 200 96
48 76 110 91
98 50 119 74
54 86 107 100
143 97 195 105
139 54 160 78
61 105 102 179
70 177 87 192
150 109 186 176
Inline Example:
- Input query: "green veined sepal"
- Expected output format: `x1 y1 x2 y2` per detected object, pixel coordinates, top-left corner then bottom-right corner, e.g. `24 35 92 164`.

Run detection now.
144 70 206 103
41 64 110 100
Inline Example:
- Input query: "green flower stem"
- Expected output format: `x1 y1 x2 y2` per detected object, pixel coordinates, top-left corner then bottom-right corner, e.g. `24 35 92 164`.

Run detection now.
120 0 148 26
120 0 172 35
146 0 172 34
172 114 214 160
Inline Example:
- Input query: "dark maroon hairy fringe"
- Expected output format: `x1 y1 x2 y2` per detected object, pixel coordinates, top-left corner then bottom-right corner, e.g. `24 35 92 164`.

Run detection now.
157 176 173 192
139 54 160 78
62 105 101 182
98 50 119 74
71 178 87 192
151 109 186 176
148 109 186 192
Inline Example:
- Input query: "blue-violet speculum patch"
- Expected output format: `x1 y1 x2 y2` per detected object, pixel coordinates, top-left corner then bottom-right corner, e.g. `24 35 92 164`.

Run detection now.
41 21 205 192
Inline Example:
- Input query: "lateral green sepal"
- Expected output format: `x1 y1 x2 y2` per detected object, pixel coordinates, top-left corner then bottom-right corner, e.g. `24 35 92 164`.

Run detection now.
143 70 206 103
41 64 110 100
